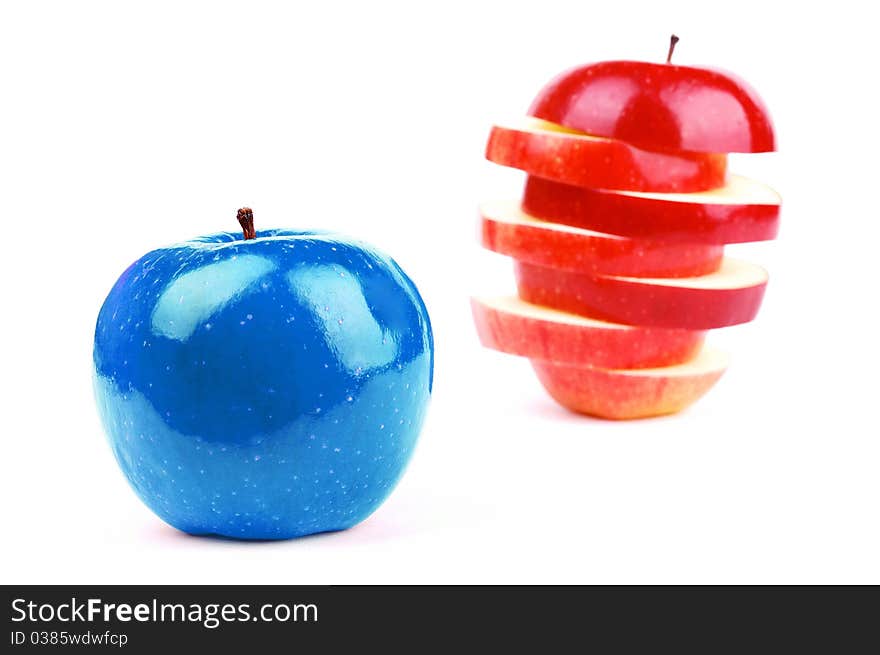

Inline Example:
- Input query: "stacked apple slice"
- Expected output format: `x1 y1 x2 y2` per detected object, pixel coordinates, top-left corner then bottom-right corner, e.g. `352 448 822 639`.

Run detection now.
473 53 780 419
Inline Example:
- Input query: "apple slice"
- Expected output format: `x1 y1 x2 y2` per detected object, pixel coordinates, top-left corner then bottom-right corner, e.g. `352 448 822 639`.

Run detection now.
515 259 768 330
523 174 781 244
531 347 729 420
472 296 704 369
485 117 727 193
480 200 723 278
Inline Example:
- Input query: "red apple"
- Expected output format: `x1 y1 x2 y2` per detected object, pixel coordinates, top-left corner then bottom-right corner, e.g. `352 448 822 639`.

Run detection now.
528 60 775 153
471 295 704 369
522 174 780 244
530 347 729 420
515 258 768 329
486 117 727 193
480 200 723 277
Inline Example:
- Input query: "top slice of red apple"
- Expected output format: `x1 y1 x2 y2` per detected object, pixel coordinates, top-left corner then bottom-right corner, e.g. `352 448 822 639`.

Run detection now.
528 60 775 154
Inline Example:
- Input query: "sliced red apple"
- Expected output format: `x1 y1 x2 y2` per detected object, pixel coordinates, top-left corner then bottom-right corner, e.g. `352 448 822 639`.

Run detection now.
471 295 705 369
515 259 768 330
480 200 723 278
523 174 781 244
485 117 727 193
531 347 729 420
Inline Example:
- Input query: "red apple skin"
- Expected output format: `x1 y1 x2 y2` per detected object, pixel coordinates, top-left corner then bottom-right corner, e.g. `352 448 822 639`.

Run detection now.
528 61 775 154
530 357 726 420
480 206 723 277
486 122 727 192
515 261 767 330
471 297 705 369
522 176 780 244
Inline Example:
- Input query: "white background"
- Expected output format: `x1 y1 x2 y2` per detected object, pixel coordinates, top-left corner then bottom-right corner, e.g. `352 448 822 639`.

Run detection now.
2 0 878 584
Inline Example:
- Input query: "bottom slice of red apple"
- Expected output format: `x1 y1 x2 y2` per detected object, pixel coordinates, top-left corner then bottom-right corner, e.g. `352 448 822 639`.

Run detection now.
530 347 729 420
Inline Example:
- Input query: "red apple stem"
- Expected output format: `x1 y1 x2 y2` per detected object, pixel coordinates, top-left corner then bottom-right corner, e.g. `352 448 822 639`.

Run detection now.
666 34 680 63
237 207 256 240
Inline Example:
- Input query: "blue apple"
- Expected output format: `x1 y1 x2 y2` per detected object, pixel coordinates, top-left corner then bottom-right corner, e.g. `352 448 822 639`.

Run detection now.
93 210 433 539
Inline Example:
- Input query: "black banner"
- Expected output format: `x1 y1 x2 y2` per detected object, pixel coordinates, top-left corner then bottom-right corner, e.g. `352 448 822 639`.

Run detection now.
2 586 877 651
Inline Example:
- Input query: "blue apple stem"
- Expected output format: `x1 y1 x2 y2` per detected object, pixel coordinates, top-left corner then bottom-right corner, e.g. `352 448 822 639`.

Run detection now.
237 207 256 240
666 34 679 64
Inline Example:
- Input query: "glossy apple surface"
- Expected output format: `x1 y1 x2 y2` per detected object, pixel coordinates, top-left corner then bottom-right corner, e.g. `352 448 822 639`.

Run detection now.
93 229 433 539
472 296 704 369
480 200 722 277
515 258 767 329
523 175 780 244
531 348 728 420
528 60 775 153
486 118 727 192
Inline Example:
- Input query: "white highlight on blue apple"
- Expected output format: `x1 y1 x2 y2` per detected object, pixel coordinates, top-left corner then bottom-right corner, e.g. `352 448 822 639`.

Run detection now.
151 255 276 341
287 264 397 374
